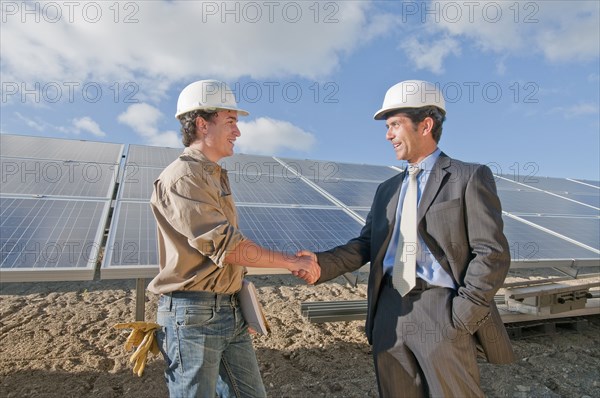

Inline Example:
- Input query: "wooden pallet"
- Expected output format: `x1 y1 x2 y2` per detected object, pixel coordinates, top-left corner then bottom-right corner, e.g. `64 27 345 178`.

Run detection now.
505 316 592 339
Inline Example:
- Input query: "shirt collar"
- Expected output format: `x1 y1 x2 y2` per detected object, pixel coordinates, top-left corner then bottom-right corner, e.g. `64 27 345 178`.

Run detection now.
410 147 441 173
181 147 226 175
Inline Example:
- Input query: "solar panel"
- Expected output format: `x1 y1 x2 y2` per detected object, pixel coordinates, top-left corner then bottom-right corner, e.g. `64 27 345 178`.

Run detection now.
3 137 595 284
119 166 161 200
562 193 600 208
126 144 182 168
313 180 381 207
0 196 109 281
237 206 363 254
517 215 599 251
352 209 371 220
500 174 600 195
0 134 123 164
126 145 290 176
495 178 538 192
503 215 598 261
279 157 399 182
571 178 600 188
231 176 332 205
1 158 118 199
101 202 364 278
498 190 598 216
103 201 158 277
118 165 335 206
221 154 288 176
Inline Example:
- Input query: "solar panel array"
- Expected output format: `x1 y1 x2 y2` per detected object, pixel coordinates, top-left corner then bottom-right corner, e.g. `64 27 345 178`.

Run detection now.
102 145 374 278
0 134 123 281
1 134 598 282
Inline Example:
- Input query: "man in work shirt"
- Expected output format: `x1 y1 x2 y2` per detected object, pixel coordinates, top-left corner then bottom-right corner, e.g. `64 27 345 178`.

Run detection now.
149 79 320 397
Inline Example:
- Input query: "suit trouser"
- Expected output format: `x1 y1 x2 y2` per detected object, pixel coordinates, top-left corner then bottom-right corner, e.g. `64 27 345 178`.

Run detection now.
372 278 484 398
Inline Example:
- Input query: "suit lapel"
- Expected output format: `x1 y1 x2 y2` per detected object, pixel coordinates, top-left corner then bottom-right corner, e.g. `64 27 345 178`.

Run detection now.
418 153 450 222
373 172 405 267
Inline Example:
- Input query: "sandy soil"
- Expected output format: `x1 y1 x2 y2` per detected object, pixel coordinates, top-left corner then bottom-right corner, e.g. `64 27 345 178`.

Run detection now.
1 273 599 398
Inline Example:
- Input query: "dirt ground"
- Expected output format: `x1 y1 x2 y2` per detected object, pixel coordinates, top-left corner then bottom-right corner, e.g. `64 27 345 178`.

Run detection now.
1 273 599 398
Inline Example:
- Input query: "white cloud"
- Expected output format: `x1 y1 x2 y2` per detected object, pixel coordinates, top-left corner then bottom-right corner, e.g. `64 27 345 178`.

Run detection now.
72 116 106 137
404 1 600 73
237 117 315 155
432 1 526 53
15 112 45 131
118 103 180 147
401 36 461 74
0 1 385 100
118 103 162 138
534 2 599 63
551 103 599 118
14 112 105 137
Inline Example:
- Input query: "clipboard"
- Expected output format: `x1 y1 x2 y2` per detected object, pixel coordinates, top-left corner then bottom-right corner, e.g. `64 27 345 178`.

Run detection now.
239 279 271 335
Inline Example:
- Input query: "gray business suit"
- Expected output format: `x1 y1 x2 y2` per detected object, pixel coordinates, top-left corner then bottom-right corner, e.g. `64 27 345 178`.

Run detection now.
316 152 515 396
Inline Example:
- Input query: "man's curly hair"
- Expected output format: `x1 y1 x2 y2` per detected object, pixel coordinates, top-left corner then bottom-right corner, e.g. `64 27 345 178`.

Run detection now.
178 110 218 147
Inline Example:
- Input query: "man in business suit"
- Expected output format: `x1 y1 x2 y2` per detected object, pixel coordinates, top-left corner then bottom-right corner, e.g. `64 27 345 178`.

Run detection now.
297 80 515 397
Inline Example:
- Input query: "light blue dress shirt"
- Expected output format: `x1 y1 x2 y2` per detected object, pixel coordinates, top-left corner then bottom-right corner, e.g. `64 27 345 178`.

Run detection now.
382 148 456 289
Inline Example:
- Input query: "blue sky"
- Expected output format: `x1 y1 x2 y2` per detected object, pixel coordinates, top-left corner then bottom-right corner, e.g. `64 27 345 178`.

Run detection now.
2 0 599 180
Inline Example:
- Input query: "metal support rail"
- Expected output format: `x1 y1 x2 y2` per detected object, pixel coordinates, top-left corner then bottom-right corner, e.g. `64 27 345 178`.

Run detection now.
301 296 507 323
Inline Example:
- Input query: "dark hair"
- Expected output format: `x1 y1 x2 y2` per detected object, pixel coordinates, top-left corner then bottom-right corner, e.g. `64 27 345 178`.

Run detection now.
178 110 217 147
387 106 446 143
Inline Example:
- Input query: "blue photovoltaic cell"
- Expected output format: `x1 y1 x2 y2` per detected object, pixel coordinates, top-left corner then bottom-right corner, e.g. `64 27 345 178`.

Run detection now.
230 175 331 205
279 157 398 182
119 167 162 200
572 179 600 188
518 216 600 251
352 210 371 220
102 204 363 271
315 179 381 207
1 158 118 198
503 216 598 260
220 154 288 177
0 197 107 271
499 174 600 195
495 178 538 192
498 190 598 216
0 134 122 164
105 201 158 267
118 166 334 205
562 193 600 208
126 145 182 168
4 137 597 286
237 206 363 254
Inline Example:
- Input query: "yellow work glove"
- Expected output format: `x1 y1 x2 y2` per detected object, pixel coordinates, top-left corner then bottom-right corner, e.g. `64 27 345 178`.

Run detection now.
113 321 160 377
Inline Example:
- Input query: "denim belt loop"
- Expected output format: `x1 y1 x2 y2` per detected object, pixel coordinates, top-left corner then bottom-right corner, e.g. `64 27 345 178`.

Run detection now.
215 294 222 311
162 293 173 311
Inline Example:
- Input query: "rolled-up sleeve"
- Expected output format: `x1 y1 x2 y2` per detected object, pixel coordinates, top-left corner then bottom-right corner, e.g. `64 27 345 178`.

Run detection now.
157 172 246 268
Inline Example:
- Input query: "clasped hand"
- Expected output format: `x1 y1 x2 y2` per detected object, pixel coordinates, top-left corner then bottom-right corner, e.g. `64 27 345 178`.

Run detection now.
291 250 320 285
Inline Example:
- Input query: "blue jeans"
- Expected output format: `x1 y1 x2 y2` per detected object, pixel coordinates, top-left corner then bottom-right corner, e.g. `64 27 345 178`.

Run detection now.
156 291 267 398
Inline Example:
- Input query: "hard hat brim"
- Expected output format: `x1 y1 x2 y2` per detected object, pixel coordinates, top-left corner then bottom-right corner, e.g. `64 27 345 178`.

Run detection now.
373 105 407 120
175 106 250 119
373 104 446 120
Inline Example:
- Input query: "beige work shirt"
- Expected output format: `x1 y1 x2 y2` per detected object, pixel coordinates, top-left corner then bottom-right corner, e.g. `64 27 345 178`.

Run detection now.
147 147 246 295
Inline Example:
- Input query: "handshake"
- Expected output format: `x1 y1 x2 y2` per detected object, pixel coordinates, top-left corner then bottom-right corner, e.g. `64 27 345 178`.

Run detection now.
291 250 321 285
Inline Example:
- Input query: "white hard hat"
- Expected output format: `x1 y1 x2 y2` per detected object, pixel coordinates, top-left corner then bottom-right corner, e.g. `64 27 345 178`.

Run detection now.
373 80 445 120
175 79 249 118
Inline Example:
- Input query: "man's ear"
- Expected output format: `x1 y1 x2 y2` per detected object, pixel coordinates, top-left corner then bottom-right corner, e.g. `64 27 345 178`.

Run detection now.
195 116 207 133
421 117 434 136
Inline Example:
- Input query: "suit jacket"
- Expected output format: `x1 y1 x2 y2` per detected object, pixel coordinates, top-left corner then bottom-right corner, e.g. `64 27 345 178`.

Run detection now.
316 152 515 364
